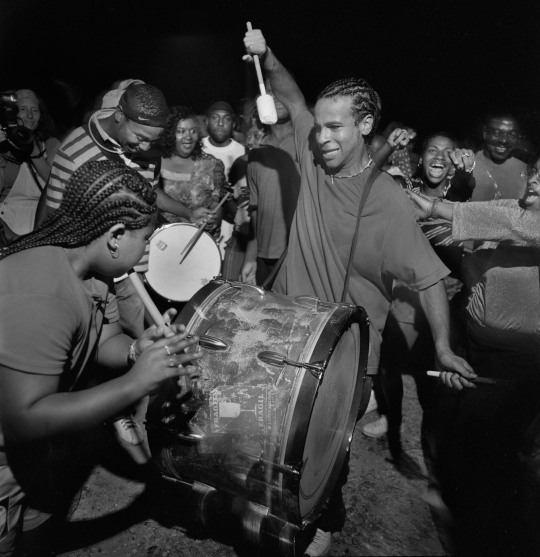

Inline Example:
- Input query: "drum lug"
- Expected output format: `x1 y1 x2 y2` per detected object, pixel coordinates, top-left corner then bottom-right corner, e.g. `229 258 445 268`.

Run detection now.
258 458 302 478
197 334 228 351
257 351 326 379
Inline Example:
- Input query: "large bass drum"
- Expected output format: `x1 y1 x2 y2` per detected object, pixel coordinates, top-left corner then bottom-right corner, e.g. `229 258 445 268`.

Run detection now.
147 280 370 555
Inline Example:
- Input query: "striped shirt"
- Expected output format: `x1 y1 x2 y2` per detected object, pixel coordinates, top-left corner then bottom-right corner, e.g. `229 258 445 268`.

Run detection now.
46 110 159 272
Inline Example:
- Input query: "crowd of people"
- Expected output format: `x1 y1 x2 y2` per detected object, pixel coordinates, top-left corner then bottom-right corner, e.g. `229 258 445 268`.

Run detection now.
0 24 538 557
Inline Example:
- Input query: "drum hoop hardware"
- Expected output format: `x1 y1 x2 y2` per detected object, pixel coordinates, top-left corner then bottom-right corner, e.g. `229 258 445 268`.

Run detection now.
257 351 326 379
191 334 228 351
240 448 302 478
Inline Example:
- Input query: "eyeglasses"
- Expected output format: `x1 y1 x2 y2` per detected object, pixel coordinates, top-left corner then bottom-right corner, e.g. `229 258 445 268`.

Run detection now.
521 168 540 179
485 127 521 141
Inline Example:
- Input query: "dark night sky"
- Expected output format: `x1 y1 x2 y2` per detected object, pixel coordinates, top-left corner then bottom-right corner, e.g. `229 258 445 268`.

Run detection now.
1 0 539 143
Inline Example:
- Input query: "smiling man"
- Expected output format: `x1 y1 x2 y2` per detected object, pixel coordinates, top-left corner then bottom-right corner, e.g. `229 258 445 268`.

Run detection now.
40 83 168 219
35 83 184 466
243 28 475 557
471 114 527 201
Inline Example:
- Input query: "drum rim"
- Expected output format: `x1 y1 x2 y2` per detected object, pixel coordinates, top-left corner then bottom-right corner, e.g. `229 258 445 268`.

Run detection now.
146 224 222 302
280 305 369 524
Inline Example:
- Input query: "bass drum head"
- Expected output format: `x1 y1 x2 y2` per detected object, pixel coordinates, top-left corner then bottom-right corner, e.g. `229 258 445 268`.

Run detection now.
146 223 222 302
299 323 361 519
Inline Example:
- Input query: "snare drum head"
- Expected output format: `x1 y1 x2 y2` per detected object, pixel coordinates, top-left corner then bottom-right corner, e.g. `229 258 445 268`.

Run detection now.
146 223 221 301
299 323 361 518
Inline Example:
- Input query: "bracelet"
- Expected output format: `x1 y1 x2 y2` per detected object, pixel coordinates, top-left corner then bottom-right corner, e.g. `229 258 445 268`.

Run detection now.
127 341 137 367
429 198 440 219
465 160 476 174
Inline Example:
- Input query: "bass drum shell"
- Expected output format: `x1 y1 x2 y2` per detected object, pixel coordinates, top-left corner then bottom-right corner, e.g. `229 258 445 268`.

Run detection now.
148 280 369 527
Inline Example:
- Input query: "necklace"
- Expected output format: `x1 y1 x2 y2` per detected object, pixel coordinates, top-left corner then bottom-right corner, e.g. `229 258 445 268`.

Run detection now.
330 157 373 184
484 168 502 200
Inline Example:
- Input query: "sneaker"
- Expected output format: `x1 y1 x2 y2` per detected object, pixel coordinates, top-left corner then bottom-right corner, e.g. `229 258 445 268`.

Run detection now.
361 415 388 438
113 416 151 465
365 389 378 414
304 528 332 557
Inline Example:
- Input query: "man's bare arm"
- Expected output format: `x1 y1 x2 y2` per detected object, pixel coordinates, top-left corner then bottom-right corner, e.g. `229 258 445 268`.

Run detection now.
243 29 307 120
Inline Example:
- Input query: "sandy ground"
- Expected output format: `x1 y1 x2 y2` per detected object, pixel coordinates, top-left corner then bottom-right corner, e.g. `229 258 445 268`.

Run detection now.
56 374 445 557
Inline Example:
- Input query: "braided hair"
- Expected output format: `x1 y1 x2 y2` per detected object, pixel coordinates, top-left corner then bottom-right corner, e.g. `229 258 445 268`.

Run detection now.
1 160 157 259
317 78 382 140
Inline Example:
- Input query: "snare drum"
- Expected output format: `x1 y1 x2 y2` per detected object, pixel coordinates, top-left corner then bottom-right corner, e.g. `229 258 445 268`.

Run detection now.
146 223 222 302
147 280 370 555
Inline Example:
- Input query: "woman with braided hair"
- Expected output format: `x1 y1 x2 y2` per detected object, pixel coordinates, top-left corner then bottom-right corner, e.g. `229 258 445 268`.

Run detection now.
0 160 202 556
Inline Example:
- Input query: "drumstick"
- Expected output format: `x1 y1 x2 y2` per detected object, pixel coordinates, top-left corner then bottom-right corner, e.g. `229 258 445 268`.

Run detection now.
128 271 166 326
128 271 195 395
427 370 498 386
179 193 230 263
128 271 228 351
246 22 277 125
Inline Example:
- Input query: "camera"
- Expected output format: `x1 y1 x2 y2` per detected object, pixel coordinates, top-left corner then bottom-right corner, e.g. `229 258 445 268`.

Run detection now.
0 91 34 156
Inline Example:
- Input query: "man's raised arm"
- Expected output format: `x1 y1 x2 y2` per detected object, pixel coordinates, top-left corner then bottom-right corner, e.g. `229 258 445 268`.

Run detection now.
243 29 307 120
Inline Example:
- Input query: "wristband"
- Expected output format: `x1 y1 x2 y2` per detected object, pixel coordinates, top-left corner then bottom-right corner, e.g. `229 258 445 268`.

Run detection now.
127 341 137 367
429 198 440 219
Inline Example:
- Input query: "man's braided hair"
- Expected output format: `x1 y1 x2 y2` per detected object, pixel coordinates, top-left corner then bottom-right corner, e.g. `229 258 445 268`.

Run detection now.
1 160 156 259
317 78 382 140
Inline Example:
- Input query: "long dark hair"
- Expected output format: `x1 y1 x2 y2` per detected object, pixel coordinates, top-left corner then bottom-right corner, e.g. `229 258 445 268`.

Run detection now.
33 93 56 142
1 160 156 259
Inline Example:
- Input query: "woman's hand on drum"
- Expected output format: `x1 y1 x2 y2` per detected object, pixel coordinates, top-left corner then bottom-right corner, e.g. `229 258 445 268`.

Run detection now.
207 201 224 227
437 349 477 391
190 206 213 227
132 308 181 355
129 330 203 395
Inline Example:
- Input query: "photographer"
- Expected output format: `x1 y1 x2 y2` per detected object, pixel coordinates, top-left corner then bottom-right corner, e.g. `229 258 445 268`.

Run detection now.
0 89 59 246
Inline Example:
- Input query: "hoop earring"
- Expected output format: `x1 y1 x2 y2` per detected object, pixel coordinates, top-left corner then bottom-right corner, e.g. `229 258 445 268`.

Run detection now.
109 244 119 259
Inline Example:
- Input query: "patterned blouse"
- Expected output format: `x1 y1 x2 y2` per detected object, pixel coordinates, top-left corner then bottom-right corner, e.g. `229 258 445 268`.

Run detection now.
160 151 227 237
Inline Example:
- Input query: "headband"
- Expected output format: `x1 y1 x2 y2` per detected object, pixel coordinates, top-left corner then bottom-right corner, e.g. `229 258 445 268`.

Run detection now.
118 96 168 128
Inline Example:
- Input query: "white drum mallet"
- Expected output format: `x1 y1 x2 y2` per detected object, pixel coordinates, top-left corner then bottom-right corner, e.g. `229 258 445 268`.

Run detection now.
246 22 277 125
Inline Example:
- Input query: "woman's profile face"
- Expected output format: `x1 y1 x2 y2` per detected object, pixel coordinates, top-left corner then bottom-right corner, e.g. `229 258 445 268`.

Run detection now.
521 158 540 211
175 118 199 158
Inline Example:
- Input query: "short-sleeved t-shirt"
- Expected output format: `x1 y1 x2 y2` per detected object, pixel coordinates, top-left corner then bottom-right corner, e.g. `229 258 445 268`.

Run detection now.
201 137 245 181
273 110 448 371
471 152 526 202
0 246 118 397
247 133 301 259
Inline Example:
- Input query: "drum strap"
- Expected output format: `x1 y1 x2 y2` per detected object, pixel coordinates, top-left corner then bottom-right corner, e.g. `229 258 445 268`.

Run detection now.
340 167 381 303
262 247 288 290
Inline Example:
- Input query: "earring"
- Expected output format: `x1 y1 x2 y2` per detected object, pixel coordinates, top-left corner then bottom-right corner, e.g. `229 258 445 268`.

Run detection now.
109 243 119 259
